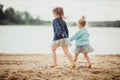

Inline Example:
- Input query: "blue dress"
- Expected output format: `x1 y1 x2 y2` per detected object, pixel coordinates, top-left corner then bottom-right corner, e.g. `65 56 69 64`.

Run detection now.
52 17 71 46
53 17 69 41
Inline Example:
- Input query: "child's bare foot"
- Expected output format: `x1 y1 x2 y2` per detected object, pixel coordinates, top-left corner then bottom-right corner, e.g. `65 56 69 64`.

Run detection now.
50 64 58 68
88 64 92 69
70 62 76 69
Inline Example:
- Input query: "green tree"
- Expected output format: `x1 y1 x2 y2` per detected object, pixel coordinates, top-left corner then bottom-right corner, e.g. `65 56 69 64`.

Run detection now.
0 4 6 24
4 7 15 23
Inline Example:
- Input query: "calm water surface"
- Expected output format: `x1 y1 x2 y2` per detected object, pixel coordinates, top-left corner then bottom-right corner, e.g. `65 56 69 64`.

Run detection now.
0 26 120 54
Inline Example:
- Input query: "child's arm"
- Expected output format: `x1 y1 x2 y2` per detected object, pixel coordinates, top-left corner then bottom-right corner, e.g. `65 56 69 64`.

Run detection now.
53 19 62 36
70 30 82 41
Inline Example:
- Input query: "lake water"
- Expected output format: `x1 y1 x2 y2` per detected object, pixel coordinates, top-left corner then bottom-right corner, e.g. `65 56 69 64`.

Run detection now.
0 26 120 54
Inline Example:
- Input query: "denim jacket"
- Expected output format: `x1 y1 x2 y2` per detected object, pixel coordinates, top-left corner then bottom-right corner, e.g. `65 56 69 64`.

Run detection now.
53 17 69 41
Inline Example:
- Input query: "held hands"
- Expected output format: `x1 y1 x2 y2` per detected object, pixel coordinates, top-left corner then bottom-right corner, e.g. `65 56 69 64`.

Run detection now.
69 43 72 47
68 39 72 47
62 34 64 38
61 34 72 47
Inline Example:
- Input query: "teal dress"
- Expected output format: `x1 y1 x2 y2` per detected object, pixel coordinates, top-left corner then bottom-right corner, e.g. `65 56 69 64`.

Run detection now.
70 28 94 54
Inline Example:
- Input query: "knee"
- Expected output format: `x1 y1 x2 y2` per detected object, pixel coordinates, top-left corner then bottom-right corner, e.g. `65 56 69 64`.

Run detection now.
76 53 79 56
51 47 56 52
63 50 69 54
84 53 88 58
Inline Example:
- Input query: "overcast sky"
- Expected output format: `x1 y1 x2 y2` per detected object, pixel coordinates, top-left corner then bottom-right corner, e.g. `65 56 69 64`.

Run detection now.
1 0 120 21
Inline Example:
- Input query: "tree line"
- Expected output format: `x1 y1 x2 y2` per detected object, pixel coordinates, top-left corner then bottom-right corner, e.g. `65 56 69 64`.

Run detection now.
0 4 51 25
88 21 120 27
0 4 120 27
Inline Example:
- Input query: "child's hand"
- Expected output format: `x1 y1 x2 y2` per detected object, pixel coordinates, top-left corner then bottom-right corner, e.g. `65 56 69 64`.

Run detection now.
68 40 72 47
69 43 72 47
62 34 64 38
68 39 72 47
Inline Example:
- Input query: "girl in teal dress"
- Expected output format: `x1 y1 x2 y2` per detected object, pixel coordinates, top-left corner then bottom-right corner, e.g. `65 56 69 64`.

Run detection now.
70 18 94 68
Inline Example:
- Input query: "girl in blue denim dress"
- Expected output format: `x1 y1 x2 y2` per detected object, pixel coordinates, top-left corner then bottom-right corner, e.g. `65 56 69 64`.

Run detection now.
70 18 94 68
51 7 75 68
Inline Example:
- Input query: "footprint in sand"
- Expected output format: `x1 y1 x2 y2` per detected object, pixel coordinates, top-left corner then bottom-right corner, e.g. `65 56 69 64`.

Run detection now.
77 66 87 70
112 76 120 80
0 70 10 79
90 71 102 74
0 74 8 79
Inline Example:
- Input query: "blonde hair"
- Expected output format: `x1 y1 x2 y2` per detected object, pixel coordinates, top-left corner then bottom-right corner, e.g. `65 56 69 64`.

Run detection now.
81 16 86 21
78 19 86 27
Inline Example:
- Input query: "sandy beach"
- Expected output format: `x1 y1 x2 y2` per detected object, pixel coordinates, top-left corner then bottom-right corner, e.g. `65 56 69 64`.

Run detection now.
0 54 119 80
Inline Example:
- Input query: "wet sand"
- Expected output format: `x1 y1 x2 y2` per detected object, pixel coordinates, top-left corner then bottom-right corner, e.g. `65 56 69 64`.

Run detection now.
0 54 120 80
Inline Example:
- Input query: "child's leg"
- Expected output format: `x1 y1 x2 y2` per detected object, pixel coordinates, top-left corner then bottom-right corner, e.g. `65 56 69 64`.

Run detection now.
74 53 79 63
62 45 74 64
51 45 59 66
62 45 75 68
84 51 92 68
